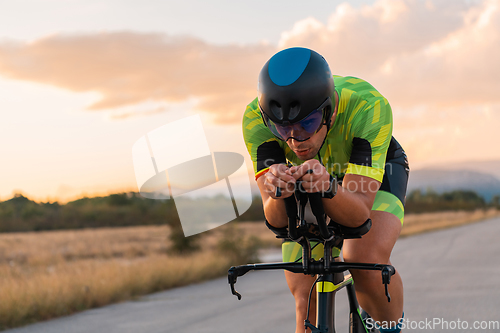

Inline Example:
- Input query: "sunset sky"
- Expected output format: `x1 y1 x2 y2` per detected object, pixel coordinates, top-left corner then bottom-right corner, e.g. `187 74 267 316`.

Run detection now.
1 0 499 202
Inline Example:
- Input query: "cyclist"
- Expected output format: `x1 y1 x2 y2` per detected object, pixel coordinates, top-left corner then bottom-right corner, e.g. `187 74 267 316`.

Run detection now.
242 47 409 333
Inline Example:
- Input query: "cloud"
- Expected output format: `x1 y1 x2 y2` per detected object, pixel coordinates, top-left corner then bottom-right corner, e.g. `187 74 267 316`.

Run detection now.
278 0 500 108
279 0 467 75
0 0 499 125
275 0 500 164
393 104 500 167
379 0 500 107
0 33 274 123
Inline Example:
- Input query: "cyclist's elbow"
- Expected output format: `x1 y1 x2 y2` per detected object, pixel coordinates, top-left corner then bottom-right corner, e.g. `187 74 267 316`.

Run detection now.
352 209 371 227
351 191 376 226
326 192 373 227
353 198 373 226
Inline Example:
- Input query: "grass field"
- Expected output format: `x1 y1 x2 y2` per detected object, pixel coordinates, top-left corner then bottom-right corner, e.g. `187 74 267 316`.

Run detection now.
401 208 500 236
0 209 499 330
0 224 262 330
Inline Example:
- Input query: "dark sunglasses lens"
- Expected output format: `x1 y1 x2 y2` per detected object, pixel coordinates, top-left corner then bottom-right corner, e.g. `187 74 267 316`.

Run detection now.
271 121 288 137
299 109 323 133
263 108 324 141
263 116 285 140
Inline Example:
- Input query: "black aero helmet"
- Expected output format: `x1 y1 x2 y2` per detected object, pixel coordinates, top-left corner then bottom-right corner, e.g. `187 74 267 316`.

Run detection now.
258 47 335 128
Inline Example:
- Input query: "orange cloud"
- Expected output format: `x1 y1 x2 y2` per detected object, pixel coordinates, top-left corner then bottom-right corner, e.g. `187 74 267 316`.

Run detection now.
0 0 499 125
278 0 500 108
392 104 500 167
276 0 500 164
280 0 465 75
0 33 274 123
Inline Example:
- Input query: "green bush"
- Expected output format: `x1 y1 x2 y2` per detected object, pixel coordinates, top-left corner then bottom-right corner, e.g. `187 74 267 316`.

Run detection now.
3 188 494 233
168 223 201 254
405 189 488 213
0 193 180 233
216 225 262 265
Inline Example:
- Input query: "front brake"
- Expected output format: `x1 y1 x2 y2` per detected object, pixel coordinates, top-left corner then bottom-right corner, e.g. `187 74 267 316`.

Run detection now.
228 267 242 300
381 266 394 302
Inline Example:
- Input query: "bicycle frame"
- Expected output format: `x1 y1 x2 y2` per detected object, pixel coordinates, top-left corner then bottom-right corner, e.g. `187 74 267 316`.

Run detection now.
228 182 395 332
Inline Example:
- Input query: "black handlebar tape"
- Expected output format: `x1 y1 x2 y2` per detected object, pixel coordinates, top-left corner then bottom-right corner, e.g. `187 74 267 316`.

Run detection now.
296 182 308 205
284 195 299 240
308 192 332 239
284 195 297 218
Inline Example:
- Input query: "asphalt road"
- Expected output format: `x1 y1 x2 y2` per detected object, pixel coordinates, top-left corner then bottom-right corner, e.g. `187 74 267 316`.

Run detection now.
5 217 500 333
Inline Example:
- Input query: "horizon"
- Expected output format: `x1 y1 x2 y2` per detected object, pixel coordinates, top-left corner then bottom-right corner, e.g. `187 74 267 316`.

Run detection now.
2 0 500 202
4 157 500 204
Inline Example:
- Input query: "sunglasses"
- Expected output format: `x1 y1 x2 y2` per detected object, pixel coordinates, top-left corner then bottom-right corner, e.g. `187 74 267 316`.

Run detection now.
261 97 331 142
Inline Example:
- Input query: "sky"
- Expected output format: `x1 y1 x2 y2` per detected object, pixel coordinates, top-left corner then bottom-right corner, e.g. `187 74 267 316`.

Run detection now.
1 0 499 202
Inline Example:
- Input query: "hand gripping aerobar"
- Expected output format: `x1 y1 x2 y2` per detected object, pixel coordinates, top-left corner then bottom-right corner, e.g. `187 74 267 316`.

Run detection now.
228 178 396 302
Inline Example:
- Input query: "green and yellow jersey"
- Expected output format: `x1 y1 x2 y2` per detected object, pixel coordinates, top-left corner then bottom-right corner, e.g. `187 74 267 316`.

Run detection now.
243 75 393 183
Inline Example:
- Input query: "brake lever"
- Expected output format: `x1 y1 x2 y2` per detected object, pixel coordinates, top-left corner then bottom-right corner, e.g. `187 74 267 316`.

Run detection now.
228 268 242 300
381 266 393 302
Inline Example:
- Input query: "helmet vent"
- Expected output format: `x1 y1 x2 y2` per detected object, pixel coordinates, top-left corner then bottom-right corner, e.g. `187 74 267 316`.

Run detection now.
270 101 283 120
289 101 301 120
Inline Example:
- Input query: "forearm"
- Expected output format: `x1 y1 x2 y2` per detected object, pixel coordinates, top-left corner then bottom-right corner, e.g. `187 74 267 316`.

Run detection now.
322 184 375 228
263 197 289 228
257 165 297 229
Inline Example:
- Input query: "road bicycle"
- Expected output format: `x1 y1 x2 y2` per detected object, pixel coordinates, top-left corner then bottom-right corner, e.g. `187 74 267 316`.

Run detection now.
227 180 395 333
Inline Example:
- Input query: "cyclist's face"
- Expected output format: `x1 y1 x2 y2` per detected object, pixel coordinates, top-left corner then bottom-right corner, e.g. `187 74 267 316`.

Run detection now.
286 126 327 160
287 92 338 161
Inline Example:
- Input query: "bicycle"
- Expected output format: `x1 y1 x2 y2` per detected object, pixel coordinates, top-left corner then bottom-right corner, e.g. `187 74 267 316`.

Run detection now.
227 179 396 333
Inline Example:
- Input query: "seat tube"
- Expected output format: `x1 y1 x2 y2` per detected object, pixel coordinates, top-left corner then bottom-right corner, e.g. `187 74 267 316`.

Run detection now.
316 272 343 333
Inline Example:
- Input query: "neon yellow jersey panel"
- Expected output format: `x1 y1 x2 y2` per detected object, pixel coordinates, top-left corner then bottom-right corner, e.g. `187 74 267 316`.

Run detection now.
242 75 393 183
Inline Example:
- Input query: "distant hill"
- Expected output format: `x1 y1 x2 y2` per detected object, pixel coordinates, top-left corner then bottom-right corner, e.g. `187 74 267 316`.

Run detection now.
429 160 500 180
408 168 500 202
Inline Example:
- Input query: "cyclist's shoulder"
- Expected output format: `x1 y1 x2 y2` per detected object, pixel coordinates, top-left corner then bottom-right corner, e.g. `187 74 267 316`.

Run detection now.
333 75 381 96
334 75 391 120
245 97 260 113
243 97 261 124
242 97 277 146
335 76 387 106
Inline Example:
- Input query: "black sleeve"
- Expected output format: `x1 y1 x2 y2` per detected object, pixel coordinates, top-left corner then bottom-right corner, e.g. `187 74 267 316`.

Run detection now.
349 137 372 167
256 141 287 173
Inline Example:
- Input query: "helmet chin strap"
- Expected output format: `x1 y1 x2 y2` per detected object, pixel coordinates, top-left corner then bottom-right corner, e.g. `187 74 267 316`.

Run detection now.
324 90 338 132
317 96 336 166
317 126 328 167
317 90 338 161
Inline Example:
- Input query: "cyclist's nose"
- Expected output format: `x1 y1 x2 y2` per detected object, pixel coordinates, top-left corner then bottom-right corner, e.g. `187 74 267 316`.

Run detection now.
288 137 305 147
289 124 304 140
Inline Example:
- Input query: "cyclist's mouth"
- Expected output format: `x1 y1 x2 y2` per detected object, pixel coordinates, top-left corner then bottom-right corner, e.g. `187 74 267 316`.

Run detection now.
294 148 310 157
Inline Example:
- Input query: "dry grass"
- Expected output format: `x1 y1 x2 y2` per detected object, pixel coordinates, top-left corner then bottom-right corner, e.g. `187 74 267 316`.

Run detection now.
0 223 264 330
0 226 170 266
1 210 498 330
401 208 500 237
